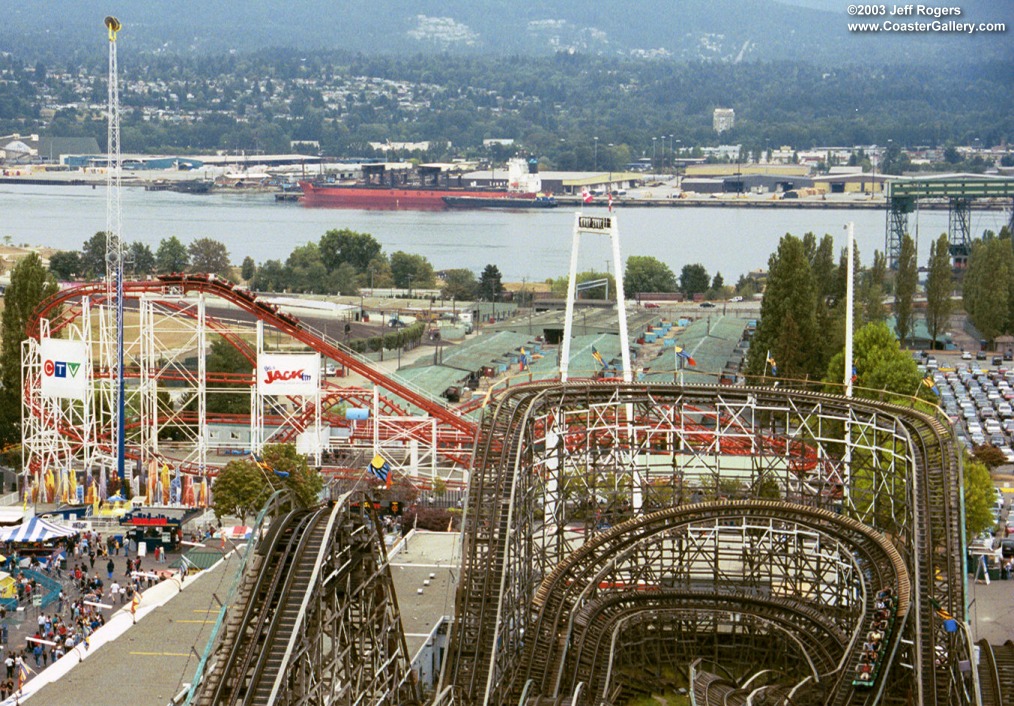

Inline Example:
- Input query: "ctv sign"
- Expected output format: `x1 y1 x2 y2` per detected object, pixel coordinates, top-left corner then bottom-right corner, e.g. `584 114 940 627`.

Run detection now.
257 353 320 396
40 339 88 400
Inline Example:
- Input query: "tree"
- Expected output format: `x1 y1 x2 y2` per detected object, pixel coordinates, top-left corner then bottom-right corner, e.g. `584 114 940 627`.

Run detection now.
258 443 324 509
824 322 924 400
80 231 117 279
390 251 435 290
188 237 231 276
924 234 952 351
206 337 253 415
679 263 710 297
155 236 190 274
963 236 1013 343
319 228 383 273
477 264 503 301
127 241 156 277
624 255 676 296
893 234 917 347
0 253 60 445
746 234 821 382
711 272 724 291
240 255 256 281
441 268 478 300
861 250 888 324
212 459 273 525
964 455 997 539
48 251 81 281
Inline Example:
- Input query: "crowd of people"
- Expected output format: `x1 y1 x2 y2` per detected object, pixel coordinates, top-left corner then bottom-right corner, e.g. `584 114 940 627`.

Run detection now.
854 586 897 685
0 527 187 697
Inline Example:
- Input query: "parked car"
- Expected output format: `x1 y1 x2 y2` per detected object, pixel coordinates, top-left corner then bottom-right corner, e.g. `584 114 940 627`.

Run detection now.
1002 538 1014 558
699 302 716 308
962 351 973 360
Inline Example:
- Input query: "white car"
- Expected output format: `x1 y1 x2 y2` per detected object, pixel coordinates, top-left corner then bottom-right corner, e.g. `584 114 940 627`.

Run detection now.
962 351 973 360
730 296 743 303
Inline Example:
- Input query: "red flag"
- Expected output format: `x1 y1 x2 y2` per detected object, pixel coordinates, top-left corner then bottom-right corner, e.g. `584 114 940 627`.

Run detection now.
582 188 593 204
608 192 613 212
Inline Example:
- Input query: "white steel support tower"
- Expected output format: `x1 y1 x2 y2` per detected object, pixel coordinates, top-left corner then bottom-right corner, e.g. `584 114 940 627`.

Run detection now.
102 16 128 492
139 294 210 473
21 311 94 501
560 213 631 383
251 320 323 465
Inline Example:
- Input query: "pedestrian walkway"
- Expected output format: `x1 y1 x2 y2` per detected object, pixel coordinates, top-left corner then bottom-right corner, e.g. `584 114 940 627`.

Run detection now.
11 549 242 705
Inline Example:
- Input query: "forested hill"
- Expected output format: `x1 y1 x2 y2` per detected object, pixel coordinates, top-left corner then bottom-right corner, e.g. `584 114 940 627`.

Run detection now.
5 0 1011 66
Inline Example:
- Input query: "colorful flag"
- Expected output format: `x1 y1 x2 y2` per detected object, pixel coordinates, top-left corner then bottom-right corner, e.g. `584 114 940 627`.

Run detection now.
131 592 140 615
850 365 858 384
368 454 391 486
17 659 32 689
591 346 607 369
922 373 939 396
674 345 697 367
581 188 593 204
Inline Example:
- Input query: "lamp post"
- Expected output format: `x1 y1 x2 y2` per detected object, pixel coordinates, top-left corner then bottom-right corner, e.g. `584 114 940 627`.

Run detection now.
668 134 674 172
674 140 682 186
652 137 657 172
594 136 599 171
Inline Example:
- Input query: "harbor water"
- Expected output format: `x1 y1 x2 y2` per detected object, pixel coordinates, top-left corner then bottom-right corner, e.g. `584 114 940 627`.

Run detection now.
3 183 1001 281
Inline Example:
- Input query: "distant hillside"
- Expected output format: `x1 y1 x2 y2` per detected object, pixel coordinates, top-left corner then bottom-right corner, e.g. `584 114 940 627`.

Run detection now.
5 0 1011 65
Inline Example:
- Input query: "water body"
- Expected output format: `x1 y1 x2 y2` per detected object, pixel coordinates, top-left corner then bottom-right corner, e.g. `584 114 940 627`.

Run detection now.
3 183 1003 281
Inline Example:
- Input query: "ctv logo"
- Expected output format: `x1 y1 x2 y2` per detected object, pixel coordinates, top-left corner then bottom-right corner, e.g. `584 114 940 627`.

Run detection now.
262 367 312 384
44 360 81 379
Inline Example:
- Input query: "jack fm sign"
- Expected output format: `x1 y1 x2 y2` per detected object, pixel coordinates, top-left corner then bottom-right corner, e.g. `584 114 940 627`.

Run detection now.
257 353 320 396
40 339 88 400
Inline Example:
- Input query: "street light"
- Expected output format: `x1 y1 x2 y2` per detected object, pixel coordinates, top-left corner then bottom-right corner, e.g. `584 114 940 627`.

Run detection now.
668 134 674 172
594 136 599 171
675 139 682 185
652 137 657 171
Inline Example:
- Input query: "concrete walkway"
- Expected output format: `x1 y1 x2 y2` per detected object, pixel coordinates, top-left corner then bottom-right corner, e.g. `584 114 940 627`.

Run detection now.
17 550 242 705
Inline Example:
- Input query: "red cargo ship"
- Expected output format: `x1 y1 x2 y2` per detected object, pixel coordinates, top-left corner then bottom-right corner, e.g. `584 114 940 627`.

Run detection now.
299 158 542 210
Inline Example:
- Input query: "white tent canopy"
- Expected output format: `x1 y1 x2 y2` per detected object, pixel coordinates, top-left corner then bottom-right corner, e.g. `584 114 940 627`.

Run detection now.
0 517 78 543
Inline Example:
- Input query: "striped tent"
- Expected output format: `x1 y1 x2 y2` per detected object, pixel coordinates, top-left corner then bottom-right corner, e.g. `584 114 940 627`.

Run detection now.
0 516 78 543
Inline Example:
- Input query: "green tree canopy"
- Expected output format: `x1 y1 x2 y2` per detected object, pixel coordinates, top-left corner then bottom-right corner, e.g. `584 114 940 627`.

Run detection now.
963 455 997 539
624 255 677 296
389 251 435 290
80 231 116 279
440 268 478 300
188 237 231 276
477 264 503 301
155 236 190 274
679 263 710 297
924 234 953 351
212 459 274 525
319 228 383 273
746 234 821 382
893 234 918 346
128 241 156 277
0 253 60 445
48 251 81 281
964 234 1014 343
240 255 256 281
823 321 925 401
212 443 324 523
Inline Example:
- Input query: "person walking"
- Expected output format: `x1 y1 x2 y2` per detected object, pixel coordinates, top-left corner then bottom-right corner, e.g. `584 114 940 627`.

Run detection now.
106 558 115 581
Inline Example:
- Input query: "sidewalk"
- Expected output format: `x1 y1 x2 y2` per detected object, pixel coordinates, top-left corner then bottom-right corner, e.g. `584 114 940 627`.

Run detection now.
11 550 241 705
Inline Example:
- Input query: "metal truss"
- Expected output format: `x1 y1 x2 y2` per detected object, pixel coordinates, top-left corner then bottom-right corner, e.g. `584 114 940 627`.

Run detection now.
193 493 420 705
445 383 975 706
21 310 94 499
23 281 471 484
